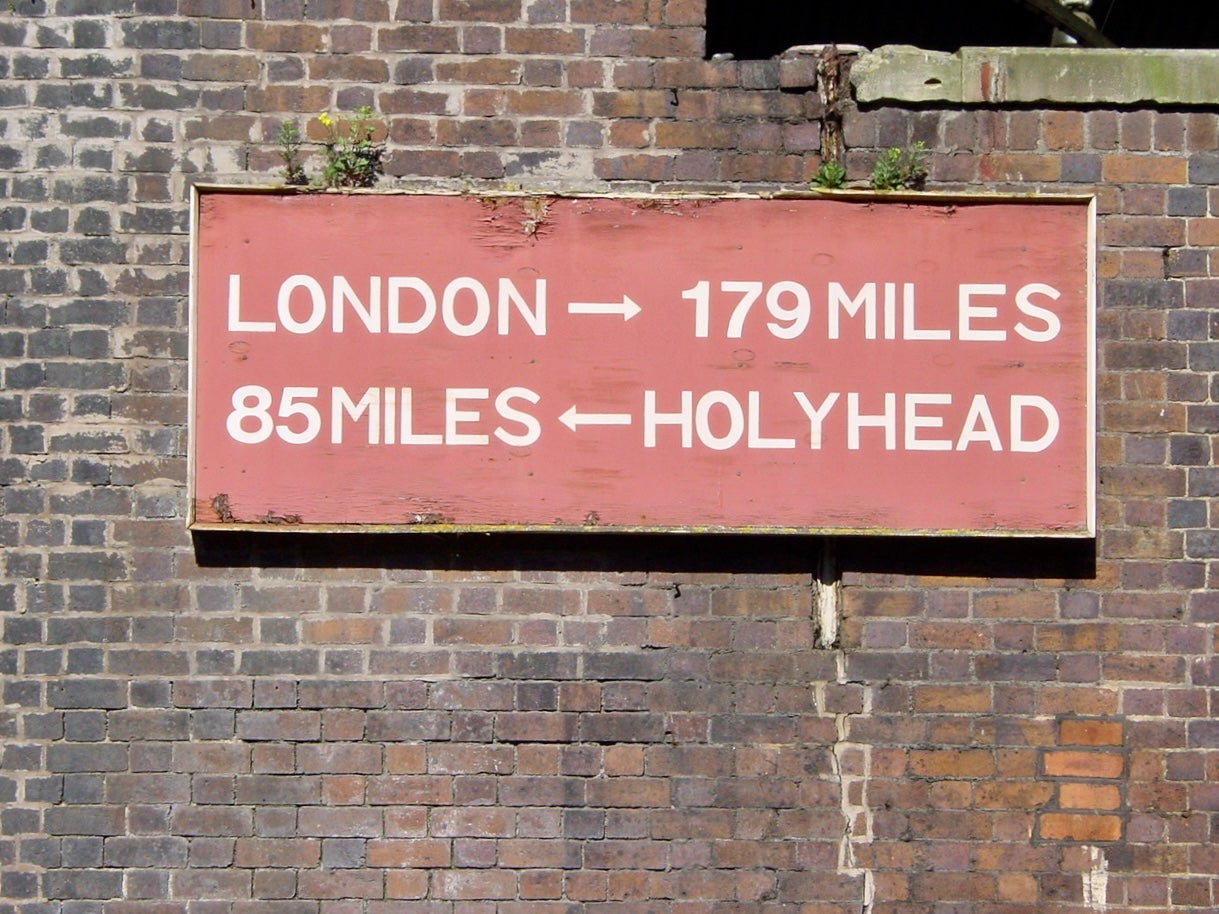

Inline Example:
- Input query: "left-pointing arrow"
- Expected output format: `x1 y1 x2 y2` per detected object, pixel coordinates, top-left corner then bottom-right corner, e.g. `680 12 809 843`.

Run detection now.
566 296 642 321
559 406 634 432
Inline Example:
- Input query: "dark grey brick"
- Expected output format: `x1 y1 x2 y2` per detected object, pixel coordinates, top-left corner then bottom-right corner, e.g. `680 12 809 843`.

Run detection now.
46 552 127 582
1168 185 1207 216
60 833 104 865
1188 467 1219 497
102 836 187 867
70 459 113 485
4 679 42 706
1059 152 1100 183
45 806 125 837
43 361 126 389
4 617 42 644
29 457 67 482
73 208 112 236
1188 153 1219 184
3 806 41 834
43 869 123 900
1168 498 1207 529
52 176 127 204
8 424 44 455
122 20 199 49
47 744 128 773
26 518 65 546
5 363 44 389
28 329 71 358
50 299 130 326
26 583 66 614
68 82 113 108
73 395 112 418
189 709 236 739
63 711 107 742
49 680 127 710
57 0 134 11
50 432 127 453
1102 279 1184 310
71 20 110 47
6 870 43 900
321 837 367 868
33 83 70 108
1168 309 1209 340
1170 432 1209 466
23 650 63 675
0 457 25 484
236 650 319 676
1166 246 1209 277
24 776 62 804
59 239 127 265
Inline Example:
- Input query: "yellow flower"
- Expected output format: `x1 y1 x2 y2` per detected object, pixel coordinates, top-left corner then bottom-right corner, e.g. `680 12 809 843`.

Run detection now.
318 111 333 128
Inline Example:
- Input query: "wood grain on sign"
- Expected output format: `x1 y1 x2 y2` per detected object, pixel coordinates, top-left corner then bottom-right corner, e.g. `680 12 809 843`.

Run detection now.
189 190 1094 535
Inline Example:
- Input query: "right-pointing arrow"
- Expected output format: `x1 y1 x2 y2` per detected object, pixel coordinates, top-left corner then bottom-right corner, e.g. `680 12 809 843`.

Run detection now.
567 296 642 321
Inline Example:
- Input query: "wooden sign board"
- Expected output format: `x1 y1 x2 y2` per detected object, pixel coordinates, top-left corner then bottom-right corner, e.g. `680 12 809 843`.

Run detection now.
189 188 1095 535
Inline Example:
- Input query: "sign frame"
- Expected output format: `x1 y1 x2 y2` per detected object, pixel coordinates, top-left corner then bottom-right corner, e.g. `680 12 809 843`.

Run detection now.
188 185 1096 537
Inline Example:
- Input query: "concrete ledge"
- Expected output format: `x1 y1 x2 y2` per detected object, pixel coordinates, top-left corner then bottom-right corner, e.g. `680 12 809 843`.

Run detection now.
852 46 1219 106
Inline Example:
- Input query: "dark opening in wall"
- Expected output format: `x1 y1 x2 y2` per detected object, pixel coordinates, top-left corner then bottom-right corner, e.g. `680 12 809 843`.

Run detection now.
705 1 1219 59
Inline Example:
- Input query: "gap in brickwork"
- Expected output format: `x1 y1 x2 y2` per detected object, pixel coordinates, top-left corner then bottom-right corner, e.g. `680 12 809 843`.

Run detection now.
705 0 1219 59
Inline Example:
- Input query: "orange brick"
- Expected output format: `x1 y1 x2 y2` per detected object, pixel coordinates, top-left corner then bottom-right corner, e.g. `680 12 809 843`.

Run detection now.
974 590 1057 620
605 745 644 776
980 153 1060 182
1060 719 1124 747
997 873 1039 903
1101 154 1187 184
303 618 382 643
1187 217 1219 247
1059 782 1122 811
386 870 428 899
385 745 427 774
974 781 1055 810
1044 750 1124 779
323 775 366 806
1039 812 1122 842
909 749 994 779
368 838 451 868
909 623 991 651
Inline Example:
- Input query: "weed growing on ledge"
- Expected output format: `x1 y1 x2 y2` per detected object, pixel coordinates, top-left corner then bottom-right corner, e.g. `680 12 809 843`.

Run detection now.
276 122 308 186
810 160 847 189
317 107 384 189
870 141 929 190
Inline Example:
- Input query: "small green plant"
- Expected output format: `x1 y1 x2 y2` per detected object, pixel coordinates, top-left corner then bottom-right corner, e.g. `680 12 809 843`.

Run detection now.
869 141 929 191
810 160 847 189
317 107 384 189
276 122 308 186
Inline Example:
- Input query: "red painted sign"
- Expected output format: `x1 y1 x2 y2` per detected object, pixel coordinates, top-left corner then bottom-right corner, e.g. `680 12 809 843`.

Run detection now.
190 189 1094 535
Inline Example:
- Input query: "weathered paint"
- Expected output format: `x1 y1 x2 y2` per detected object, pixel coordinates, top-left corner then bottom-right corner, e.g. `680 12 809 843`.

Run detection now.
189 189 1095 535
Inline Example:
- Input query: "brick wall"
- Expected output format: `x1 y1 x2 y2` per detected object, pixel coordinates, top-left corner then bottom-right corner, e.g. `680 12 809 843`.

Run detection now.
2 2 1218 912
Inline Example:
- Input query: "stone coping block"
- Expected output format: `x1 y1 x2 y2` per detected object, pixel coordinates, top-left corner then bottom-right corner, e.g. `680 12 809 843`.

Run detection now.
852 45 1219 106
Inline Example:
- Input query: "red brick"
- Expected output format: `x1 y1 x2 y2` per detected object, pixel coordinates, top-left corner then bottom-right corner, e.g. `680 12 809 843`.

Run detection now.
298 869 384 899
438 0 521 22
